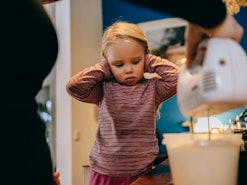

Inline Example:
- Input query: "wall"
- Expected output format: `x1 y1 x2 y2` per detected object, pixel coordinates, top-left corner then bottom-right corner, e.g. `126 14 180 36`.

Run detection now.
46 1 102 185
69 1 102 184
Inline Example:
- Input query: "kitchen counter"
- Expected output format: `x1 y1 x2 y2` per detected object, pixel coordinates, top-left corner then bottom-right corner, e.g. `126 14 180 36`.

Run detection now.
131 159 173 185
131 151 247 185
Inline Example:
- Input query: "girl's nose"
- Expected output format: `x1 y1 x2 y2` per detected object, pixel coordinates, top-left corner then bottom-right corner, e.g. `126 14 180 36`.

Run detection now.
124 65 133 74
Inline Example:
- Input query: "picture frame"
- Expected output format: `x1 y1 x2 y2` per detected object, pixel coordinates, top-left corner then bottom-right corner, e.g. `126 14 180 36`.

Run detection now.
138 18 187 67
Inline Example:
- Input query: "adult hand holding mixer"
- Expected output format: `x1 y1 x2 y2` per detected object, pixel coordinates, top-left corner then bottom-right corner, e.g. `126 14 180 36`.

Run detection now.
177 37 247 118
164 38 247 185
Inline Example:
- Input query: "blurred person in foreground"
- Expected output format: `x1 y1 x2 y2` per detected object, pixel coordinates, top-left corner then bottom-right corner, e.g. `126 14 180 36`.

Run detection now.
1 1 58 185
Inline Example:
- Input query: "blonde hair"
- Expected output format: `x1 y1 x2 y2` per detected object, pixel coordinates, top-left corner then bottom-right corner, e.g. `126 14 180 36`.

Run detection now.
101 21 150 59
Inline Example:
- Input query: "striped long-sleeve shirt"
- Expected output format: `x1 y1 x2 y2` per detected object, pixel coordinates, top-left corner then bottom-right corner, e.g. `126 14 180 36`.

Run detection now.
66 54 180 177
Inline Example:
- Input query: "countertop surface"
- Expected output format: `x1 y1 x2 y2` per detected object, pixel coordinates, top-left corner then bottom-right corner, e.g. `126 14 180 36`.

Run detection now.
131 150 247 185
131 159 173 185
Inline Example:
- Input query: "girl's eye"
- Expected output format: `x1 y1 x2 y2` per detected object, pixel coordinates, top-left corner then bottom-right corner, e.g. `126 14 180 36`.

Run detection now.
115 64 123 67
133 61 139 65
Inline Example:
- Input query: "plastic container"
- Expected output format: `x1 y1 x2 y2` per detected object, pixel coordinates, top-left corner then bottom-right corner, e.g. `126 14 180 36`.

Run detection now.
163 133 243 185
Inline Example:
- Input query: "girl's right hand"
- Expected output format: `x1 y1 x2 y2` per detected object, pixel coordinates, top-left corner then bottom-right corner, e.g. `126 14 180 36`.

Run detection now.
101 60 112 79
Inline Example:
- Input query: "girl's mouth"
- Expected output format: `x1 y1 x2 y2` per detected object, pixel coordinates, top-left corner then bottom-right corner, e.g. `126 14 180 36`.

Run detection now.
125 77 136 83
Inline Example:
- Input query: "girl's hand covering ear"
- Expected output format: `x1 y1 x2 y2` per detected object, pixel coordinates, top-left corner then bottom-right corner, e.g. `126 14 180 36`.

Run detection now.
101 60 112 79
144 54 152 73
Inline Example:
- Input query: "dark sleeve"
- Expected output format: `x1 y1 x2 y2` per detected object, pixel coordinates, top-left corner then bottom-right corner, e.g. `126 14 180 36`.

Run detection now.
124 0 227 28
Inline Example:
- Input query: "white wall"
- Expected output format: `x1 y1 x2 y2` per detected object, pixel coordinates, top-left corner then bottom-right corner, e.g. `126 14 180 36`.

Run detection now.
44 0 102 185
54 1 72 185
70 0 102 184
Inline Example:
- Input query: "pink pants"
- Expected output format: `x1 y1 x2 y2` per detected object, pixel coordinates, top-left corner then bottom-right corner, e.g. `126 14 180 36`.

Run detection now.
89 164 152 185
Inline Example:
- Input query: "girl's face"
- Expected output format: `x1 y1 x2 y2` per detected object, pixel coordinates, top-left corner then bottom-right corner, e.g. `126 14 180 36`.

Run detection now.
105 39 145 86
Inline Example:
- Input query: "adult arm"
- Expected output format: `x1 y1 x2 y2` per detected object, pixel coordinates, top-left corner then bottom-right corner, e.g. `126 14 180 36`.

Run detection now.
126 0 243 67
125 0 226 28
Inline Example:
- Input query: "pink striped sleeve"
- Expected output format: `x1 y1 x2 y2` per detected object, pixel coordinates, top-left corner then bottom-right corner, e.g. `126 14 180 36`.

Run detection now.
66 61 111 104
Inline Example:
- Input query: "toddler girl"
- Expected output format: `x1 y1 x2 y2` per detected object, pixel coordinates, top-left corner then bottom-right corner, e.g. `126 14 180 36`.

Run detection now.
66 21 180 185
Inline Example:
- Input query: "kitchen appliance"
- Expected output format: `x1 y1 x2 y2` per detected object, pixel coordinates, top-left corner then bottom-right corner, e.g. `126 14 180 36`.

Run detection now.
177 38 247 117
